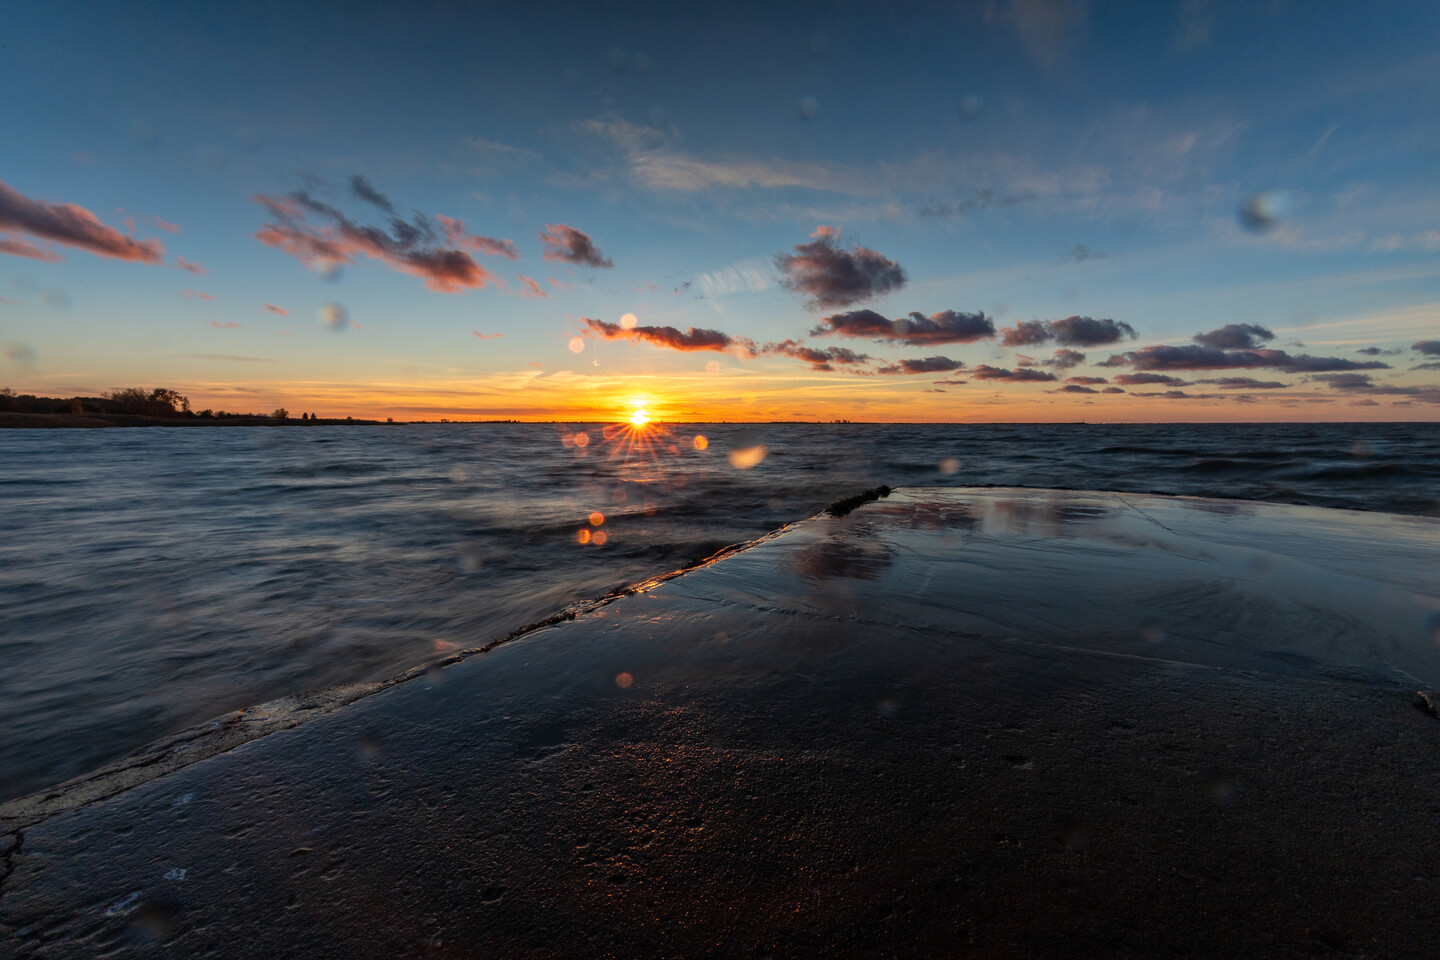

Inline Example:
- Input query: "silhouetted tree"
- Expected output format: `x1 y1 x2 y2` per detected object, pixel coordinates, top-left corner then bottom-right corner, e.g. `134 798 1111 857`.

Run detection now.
271 408 290 420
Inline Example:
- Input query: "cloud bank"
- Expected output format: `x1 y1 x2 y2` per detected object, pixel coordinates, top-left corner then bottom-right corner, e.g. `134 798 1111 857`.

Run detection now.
811 308 994 344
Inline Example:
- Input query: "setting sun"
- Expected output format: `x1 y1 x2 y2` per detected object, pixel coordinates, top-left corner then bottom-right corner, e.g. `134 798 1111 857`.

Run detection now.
629 409 651 426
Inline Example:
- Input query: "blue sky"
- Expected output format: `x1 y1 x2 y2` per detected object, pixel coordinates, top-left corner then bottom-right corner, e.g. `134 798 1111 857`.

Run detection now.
2 0 1437 421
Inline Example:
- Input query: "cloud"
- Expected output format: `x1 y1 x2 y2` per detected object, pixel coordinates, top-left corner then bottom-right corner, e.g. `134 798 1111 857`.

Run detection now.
1192 323 1274 349
969 365 1058 382
917 189 1035 218
471 331 504 340
989 0 1089 69
540 223 612 267
1413 340 1440 355
1101 387 1125 394
584 317 755 355
1349 398 1380 406
1113 372 1190 386
1066 243 1106 261
154 216 181 234
181 289 214 301
1309 372 1440 403
253 186 514 292
177 256 207 275
1110 344 1391 372
776 226 906 310
263 303 288 316
349 175 395 214
1044 348 1085 368
210 321 240 329
998 315 1135 348
516 274 547 298
875 356 964 375
0 178 164 263
0 234 62 261
1066 375 1108 385
999 319 1052 347
695 259 773 297
811 308 994 344
1196 377 1289 389
1052 384 1098 394
933 377 967 385
1412 362 1440 371
1132 390 1219 399
185 353 273 363
1050 316 1136 346
763 339 873 371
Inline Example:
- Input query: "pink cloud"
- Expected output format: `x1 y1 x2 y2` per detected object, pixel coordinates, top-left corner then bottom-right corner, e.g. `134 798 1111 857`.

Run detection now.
177 256 207 275
210 321 240 329
263 303 288 316
516 274 547 299
0 233 62 262
154 217 181 234
584 317 755 355
253 187 513 293
471 330 504 339
182 289 215 300
0 179 163 263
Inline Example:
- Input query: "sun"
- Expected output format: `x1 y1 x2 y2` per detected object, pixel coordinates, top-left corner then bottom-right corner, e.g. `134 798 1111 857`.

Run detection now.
629 408 651 426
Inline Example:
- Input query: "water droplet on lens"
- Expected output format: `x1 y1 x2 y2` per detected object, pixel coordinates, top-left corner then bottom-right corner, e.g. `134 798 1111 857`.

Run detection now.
569 336 585 353
319 302 350 332
1237 190 1290 232
449 465 467 483
958 94 983 119
615 671 634 688
938 457 961 475
796 96 820 120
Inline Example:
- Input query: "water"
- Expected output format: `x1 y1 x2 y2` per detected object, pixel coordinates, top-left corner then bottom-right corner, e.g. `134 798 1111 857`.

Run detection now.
3 420 1439 801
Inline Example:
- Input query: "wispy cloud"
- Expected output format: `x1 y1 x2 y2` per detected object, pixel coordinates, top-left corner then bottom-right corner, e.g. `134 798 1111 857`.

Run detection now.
263 304 288 316
176 256 206 275
516 274 547 298
0 178 164 263
695 259 773 298
181 289 214 300
471 330 504 340
253 182 516 292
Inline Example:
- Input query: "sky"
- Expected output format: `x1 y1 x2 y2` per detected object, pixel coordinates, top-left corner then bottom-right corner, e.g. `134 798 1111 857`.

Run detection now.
1 0 1437 423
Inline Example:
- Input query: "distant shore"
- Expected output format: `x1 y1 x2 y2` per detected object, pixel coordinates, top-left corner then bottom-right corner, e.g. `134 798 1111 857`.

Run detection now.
0 412 386 428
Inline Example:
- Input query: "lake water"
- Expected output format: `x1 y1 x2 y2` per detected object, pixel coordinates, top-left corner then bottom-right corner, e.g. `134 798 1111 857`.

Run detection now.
3 420 1438 801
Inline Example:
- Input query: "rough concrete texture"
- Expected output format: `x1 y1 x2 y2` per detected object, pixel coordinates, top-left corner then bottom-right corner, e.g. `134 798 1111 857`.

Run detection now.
3 488 1438 958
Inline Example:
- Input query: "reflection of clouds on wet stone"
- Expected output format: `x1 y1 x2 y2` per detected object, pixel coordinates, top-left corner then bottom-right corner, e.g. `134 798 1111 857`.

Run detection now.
788 535 895 581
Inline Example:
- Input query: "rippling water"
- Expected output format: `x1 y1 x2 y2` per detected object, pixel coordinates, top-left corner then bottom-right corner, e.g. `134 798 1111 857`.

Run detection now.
3 420 1438 801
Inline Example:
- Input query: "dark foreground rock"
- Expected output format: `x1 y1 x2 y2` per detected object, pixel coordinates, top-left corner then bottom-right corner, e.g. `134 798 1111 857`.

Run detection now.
3 488 1439 958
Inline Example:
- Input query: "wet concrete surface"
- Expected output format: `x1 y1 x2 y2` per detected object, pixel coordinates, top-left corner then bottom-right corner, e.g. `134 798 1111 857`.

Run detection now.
3 488 1439 958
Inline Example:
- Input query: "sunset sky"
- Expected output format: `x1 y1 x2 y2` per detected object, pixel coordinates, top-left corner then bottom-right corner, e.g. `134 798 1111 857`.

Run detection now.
1 0 1437 422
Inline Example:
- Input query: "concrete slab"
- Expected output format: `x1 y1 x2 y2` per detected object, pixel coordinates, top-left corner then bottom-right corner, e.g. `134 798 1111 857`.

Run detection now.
3 488 1439 958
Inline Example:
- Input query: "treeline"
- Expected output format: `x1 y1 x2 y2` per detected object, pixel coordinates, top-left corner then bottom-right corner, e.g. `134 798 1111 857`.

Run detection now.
0 387 380 426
